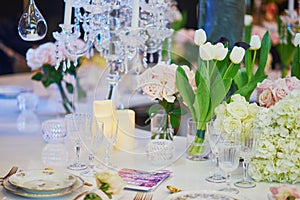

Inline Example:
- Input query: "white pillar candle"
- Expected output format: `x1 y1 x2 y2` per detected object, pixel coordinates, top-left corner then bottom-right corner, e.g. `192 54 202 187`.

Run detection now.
93 100 116 137
131 0 139 29
115 109 135 151
288 0 294 11
64 0 73 29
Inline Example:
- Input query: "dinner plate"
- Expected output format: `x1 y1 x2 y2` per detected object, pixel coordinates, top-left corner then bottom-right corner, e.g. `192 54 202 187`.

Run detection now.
3 176 84 198
0 86 27 98
166 190 245 200
8 169 77 192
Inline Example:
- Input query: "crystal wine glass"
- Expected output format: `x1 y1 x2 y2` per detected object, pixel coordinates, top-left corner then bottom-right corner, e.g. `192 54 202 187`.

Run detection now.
103 119 119 167
205 121 226 183
218 141 241 194
79 117 104 177
234 129 260 188
64 113 89 170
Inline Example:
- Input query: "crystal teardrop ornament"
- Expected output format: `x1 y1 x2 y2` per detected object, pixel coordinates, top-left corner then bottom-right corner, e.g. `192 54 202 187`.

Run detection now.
18 0 47 41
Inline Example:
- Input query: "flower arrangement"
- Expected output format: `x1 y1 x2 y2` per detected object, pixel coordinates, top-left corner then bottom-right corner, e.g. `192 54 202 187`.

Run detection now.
257 76 300 108
213 94 260 140
176 28 249 155
87 171 126 199
26 41 85 113
269 185 300 200
137 62 194 139
249 89 300 183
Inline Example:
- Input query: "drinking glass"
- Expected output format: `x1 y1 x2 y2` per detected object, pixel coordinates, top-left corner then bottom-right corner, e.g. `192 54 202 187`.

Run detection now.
103 119 119 167
205 121 226 183
79 118 104 177
218 142 241 194
234 130 260 188
64 113 89 170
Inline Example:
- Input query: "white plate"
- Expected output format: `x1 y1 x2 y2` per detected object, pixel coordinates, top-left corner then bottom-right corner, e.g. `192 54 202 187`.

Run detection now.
0 86 27 98
3 176 84 198
166 190 244 200
8 170 77 192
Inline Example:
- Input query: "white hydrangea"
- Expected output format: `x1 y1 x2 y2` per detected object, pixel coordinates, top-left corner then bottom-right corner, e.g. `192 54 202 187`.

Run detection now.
249 89 300 183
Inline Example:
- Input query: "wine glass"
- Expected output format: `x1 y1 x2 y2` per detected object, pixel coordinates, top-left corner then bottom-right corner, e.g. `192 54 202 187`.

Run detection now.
218 141 241 194
103 119 119 167
79 118 104 177
234 129 260 188
205 121 226 183
64 113 89 170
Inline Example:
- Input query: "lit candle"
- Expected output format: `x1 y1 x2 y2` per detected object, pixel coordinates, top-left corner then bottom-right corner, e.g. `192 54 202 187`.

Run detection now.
288 0 294 11
131 0 139 29
64 0 73 29
115 109 135 150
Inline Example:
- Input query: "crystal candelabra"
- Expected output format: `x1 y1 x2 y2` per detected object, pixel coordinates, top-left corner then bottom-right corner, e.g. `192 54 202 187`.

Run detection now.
279 0 300 43
51 0 177 107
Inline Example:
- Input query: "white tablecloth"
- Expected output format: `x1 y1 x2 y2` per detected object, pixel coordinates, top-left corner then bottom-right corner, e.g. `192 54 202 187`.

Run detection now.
0 73 299 200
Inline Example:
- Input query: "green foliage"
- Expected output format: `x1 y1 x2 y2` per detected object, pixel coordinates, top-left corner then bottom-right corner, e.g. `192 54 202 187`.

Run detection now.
292 46 300 79
30 58 85 113
233 31 271 100
84 193 103 200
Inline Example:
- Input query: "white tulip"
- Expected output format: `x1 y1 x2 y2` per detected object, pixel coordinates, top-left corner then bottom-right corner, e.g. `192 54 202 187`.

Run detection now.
214 43 228 60
244 14 253 26
249 35 261 50
294 33 300 46
194 29 207 46
230 46 245 64
199 42 214 61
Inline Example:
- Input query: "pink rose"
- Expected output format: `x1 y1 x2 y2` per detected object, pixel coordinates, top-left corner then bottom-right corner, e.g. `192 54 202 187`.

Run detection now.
285 76 300 90
140 83 163 101
257 79 274 94
258 88 275 108
270 185 300 200
26 48 43 70
272 79 289 101
35 42 57 66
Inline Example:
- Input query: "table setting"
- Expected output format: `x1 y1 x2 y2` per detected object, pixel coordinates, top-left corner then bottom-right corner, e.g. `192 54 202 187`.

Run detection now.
2 0 300 199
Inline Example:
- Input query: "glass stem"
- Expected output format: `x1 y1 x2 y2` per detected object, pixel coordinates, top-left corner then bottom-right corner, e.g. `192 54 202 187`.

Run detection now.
88 153 94 171
75 143 81 165
214 154 222 176
104 142 111 166
226 173 231 190
243 159 250 182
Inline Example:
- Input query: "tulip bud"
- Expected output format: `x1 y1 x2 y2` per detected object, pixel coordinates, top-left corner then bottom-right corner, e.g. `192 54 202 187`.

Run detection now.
230 46 245 64
199 42 214 61
294 33 300 46
214 43 228 60
194 29 207 46
244 15 253 26
249 35 261 50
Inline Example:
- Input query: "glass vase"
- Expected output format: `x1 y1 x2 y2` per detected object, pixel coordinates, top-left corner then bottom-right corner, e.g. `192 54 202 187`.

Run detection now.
146 113 175 165
186 118 210 161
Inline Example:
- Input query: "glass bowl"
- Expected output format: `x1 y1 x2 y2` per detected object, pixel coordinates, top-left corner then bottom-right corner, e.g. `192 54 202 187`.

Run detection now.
41 119 66 143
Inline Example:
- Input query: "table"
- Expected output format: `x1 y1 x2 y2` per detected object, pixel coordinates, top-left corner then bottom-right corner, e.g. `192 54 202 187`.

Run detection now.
0 73 299 200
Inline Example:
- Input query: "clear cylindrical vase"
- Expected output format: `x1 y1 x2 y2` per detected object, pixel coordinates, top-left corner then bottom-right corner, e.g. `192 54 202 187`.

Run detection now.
186 118 210 161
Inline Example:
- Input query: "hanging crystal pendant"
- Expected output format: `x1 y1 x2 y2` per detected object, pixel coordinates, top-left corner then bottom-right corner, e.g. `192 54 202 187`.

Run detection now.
18 0 47 41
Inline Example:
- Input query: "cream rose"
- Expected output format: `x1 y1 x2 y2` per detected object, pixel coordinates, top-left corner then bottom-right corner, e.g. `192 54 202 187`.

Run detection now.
223 116 242 136
95 171 126 195
226 102 249 120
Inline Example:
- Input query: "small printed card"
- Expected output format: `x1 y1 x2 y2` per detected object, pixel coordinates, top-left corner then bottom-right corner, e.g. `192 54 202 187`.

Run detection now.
118 168 172 191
